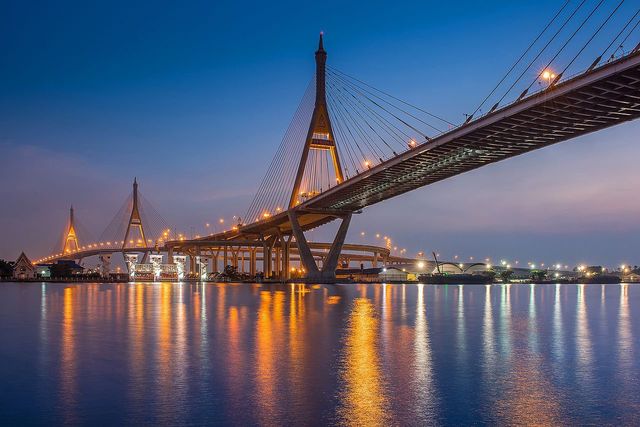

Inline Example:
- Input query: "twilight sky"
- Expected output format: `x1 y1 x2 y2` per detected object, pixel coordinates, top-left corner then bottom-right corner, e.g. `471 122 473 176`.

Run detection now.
1 0 639 267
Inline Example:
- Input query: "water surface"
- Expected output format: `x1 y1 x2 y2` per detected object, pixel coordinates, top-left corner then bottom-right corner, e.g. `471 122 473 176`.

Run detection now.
0 282 639 425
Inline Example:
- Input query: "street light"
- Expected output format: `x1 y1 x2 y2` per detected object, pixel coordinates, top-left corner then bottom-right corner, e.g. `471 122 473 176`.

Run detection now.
541 69 556 86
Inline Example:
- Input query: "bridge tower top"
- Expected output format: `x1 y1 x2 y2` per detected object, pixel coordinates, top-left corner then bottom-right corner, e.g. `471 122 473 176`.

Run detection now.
63 205 80 254
289 33 344 208
122 177 147 249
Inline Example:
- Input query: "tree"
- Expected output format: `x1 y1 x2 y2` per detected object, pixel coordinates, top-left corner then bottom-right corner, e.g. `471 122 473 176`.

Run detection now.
530 269 547 282
221 265 240 280
0 259 14 278
499 269 514 283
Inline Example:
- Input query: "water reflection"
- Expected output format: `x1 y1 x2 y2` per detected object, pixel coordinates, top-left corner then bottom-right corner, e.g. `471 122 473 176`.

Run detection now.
60 287 77 424
552 284 565 367
412 284 437 421
338 298 391 427
576 284 593 389
483 285 496 380
2 282 639 425
499 284 512 358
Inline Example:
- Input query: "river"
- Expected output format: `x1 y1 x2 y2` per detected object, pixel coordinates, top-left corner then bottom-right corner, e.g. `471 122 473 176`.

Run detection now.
0 282 638 425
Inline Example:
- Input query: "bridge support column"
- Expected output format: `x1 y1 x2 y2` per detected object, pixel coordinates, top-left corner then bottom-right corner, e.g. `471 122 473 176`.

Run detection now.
282 236 291 280
223 246 228 270
212 251 219 273
189 255 196 275
250 249 256 276
262 239 272 278
288 210 352 283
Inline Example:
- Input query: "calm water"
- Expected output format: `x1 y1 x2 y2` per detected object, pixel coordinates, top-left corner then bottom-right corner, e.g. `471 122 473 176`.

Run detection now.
1 282 639 425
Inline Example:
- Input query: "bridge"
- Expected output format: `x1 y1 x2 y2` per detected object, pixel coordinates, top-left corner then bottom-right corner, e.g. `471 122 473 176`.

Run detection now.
35 6 640 282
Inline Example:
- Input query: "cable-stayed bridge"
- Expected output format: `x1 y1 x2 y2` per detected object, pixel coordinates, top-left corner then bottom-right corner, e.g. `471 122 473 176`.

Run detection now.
35 3 640 281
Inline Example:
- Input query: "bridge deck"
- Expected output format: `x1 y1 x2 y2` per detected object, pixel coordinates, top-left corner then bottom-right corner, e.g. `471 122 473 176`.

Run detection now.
307 50 640 211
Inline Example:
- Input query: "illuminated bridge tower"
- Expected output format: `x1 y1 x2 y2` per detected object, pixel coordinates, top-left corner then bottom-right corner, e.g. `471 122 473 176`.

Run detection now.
287 34 352 282
122 177 147 249
289 33 344 207
63 205 80 254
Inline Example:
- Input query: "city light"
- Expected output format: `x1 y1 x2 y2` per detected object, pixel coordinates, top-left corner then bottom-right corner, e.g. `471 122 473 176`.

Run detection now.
541 68 556 86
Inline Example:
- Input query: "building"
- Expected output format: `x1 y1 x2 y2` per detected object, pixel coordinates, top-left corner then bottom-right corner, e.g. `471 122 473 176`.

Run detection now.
12 252 36 280
36 265 51 279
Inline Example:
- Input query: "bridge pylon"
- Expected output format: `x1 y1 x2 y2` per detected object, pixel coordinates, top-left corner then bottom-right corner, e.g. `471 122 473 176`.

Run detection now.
122 177 147 249
284 35 353 283
289 33 344 208
63 205 80 254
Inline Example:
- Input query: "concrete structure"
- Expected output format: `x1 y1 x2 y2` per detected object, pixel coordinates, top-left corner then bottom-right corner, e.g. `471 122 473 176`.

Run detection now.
63 206 80 254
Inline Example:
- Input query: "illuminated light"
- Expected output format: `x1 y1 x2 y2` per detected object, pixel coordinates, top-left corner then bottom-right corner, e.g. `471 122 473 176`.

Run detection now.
417 261 425 269
506 264 511 269
555 273 560 278
107 242 111 245
219 218 224 224
408 138 417 148
364 160 371 168
262 212 271 218
360 232 365 236
542 70 551 79
232 226 238 231
459 263 464 268
375 233 380 238
129 240 134 244
276 207 282 212
486 264 492 269
556 264 562 269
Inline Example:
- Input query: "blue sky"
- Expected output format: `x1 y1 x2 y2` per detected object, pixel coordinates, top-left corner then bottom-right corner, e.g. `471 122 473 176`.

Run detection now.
1 0 639 267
